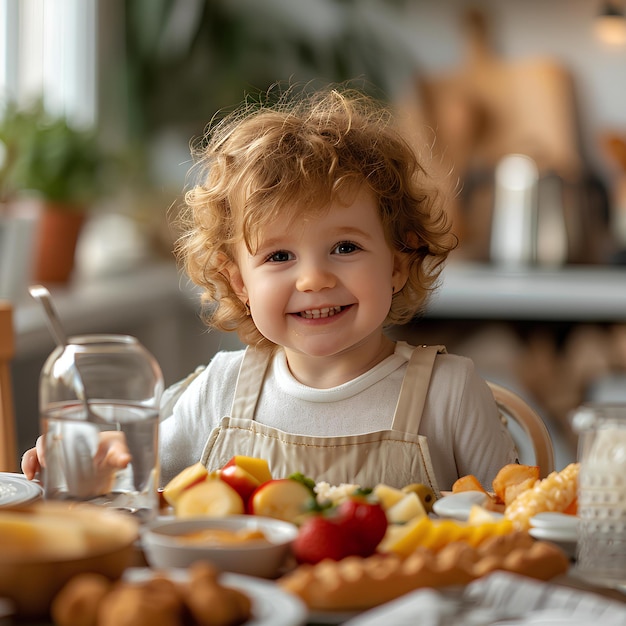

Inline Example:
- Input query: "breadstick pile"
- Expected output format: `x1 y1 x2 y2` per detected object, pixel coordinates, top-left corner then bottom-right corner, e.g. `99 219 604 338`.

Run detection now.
278 532 569 611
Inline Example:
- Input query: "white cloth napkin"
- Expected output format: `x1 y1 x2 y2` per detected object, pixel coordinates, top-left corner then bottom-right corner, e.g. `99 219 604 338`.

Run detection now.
343 571 626 626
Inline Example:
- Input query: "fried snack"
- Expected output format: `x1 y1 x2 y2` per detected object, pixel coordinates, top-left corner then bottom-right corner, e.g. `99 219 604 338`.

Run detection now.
51 573 112 626
97 575 183 626
183 562 252 626
492 464 540 506
451 474 489 495
51 562 252 626
278 532 569 611
504 463 579 530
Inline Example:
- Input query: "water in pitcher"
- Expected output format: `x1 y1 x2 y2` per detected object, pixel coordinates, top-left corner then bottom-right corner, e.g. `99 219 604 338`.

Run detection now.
39 334 163 523
41 400 159 522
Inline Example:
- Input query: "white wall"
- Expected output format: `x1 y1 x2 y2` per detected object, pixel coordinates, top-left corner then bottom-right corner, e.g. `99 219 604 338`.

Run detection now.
401 0 626 176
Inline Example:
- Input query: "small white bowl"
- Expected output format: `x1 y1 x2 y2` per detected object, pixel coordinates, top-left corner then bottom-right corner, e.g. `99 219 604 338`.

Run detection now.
432 491 492 521
141 515 298 579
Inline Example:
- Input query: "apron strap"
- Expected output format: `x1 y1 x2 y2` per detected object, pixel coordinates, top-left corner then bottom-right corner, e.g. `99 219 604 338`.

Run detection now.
391 344 447 435
231 347 273 420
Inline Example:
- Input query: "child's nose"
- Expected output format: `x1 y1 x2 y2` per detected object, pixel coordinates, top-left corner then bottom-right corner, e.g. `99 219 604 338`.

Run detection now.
295 263 336 292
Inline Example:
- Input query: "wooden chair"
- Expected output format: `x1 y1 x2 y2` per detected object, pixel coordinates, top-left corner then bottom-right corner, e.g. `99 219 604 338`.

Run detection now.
488 381 555 478
0 300 18 472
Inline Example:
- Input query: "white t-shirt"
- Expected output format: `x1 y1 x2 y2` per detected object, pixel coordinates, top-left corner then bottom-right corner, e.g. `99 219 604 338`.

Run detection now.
159 342 518 489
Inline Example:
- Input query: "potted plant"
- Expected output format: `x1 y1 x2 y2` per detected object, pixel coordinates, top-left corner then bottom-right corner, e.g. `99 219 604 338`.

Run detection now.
0 99 115 283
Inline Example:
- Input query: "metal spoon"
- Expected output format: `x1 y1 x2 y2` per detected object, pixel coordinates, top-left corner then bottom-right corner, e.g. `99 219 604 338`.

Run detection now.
28 284 68 348
28 284 103 423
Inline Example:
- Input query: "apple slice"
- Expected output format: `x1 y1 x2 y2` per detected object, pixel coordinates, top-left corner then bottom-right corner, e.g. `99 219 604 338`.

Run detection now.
175 479 245 518
162 462 209 506
372 484 406 510
218 464 261 504
385 492 426 524
222 456 272 484
248 478 315 524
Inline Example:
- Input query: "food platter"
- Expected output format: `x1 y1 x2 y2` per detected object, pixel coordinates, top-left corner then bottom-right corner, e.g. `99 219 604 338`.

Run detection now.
0 472 44 507
124 568 307 626
432 492 578 559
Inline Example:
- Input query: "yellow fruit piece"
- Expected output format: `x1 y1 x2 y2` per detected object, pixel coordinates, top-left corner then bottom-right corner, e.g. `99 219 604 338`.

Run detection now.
467 504 499 525
423 519 466 551
228 456 273 484
373 484 406 510
175 479 244 518
162 462 209 506
401 483 437 513
385 492 426 524
379 515 514 556
378 516 429 557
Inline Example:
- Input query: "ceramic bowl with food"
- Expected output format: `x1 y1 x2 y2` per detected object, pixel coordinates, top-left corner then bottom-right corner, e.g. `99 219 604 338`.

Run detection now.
0 501 139 619
142 515 298 578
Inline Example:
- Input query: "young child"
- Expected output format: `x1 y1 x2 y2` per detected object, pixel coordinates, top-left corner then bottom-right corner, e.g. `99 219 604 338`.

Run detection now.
23 85 517 494
158 84 518 493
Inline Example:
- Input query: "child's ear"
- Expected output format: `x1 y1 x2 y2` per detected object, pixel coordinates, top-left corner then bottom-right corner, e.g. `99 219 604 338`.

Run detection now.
219 254 248 303
391 251 410 293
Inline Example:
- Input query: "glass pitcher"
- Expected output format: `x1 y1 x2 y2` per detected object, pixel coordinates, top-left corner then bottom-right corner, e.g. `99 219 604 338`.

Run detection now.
39 334 164 522
571 403 626 588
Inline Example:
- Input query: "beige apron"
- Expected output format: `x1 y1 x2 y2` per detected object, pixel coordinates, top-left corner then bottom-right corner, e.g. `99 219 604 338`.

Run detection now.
200 344 446 494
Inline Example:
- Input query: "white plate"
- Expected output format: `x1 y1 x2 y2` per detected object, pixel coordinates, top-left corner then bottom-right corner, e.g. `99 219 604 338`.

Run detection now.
528 512 578 558
0 472 44 507
124 568 307 626
528 526 577 543
528 528 577 559
431 491 500 521
529 512 578 533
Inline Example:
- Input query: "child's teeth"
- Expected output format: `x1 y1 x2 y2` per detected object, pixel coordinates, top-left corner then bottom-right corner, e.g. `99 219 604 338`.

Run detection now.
301 306 342 319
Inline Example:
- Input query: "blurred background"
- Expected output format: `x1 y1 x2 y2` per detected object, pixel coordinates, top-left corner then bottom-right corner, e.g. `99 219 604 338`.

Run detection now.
2 0 626 468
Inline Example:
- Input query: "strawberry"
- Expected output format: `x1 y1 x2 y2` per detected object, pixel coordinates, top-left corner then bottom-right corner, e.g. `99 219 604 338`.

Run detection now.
336 496 388 557
291 513 359 564
291 493 389 564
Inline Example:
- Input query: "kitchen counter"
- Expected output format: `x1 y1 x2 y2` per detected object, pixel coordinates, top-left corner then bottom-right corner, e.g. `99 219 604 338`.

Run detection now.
13 261 626 356
427 262 626 322
13 260 194 357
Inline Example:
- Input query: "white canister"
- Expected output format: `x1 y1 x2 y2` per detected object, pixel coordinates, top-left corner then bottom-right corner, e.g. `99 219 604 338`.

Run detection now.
571 404 626 589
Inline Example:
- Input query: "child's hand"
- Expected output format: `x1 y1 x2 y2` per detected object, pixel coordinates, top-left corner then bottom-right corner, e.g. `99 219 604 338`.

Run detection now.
21 437 45 480
93 431 132 471
21 432 132 483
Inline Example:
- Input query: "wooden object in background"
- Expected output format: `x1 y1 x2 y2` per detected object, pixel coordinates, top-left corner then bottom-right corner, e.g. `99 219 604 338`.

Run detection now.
488 380 555 478
420 8 582 179
0 301 17 471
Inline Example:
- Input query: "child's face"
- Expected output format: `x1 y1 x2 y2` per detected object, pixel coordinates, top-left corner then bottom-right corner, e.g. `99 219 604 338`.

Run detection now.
231 186 408 362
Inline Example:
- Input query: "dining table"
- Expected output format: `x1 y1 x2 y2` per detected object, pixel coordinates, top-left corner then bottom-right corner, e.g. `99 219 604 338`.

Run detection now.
1 472 625 626
7 564 626 626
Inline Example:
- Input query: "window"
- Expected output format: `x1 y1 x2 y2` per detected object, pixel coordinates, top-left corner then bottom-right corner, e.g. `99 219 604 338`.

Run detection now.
0 0 97 127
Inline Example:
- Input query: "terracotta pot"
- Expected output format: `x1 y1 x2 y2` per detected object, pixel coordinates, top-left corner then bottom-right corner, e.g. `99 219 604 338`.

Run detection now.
33 203 86 283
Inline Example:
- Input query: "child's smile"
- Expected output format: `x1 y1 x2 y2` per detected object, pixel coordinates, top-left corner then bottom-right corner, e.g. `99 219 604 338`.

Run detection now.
232 185 408 385
294 305 347 320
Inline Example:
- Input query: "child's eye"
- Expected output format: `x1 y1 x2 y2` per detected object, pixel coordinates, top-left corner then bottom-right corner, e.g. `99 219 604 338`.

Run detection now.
265 250 294 263
332 241 361 255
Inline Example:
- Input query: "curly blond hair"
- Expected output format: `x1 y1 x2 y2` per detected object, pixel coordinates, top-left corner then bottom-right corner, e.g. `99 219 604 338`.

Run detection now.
175 84 457 350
